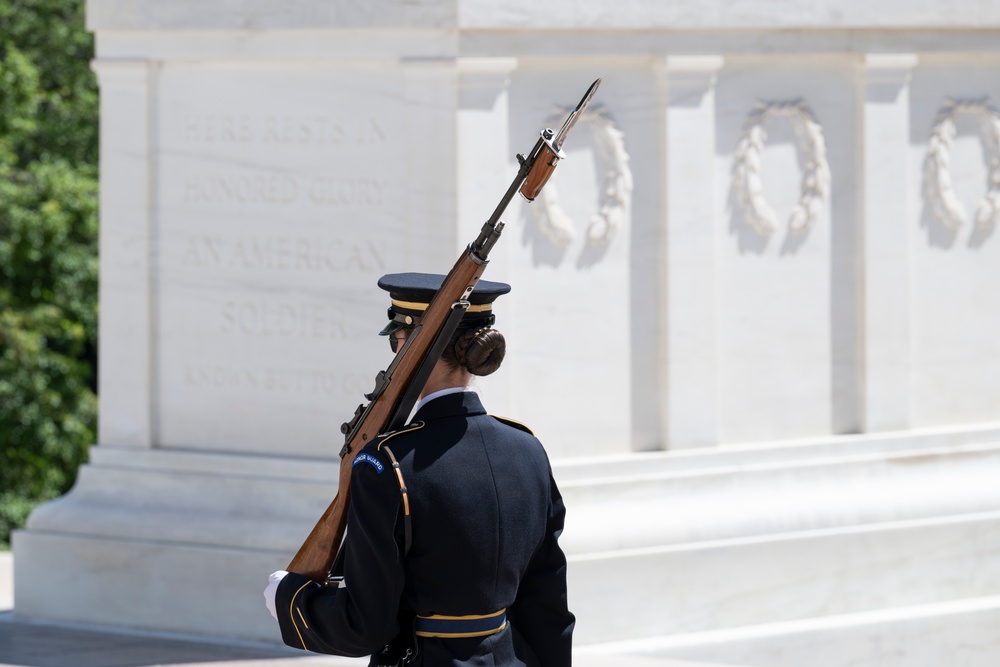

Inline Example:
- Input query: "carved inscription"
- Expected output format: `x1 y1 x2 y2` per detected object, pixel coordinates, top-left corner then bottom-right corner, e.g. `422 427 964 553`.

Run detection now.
177 114 391 207
184 115 387 146
182 174 298 205
179 236 386 273
183 365 370 398
182 174 388 207
308 176 386 206
167 112 392 379
221 301 348 339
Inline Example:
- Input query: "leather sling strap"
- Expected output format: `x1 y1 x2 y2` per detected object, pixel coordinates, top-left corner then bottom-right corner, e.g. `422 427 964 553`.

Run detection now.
382 445 412 556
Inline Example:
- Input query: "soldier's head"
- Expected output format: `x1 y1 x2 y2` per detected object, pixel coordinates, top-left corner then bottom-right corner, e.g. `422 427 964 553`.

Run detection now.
377 272 510 377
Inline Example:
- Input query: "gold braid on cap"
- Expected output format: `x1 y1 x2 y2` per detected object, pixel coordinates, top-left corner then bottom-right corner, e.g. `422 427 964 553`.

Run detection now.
391 299 494 314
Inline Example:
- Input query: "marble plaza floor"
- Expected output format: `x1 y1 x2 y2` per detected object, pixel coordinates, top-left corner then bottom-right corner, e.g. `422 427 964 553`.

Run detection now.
0 552 734 667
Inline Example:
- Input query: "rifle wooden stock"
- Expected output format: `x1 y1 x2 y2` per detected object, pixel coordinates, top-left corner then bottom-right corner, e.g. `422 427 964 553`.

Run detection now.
287 78 601 584
287 481 350 582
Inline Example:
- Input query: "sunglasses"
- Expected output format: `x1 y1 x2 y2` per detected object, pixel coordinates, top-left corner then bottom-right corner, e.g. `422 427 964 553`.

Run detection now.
389 331 409 353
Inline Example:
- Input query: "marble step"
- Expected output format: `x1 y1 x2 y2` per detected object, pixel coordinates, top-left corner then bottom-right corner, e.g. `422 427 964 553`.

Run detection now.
85 421 1000 481
559 437 1000 552
33 427 1000 557
553 422 1000 482
578 594 1000 667
569 509 1000 644
19 428 1000 646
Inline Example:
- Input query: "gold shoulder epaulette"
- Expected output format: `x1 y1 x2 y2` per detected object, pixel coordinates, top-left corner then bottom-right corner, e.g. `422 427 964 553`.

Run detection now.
490 415 534 435
376 421 425 450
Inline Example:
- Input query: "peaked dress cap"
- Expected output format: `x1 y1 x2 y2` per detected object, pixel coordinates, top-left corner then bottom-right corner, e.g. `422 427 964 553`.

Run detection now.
377 272 511 335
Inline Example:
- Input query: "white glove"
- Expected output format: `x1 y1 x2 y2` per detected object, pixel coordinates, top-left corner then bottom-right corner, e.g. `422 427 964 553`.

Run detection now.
264 570 289 621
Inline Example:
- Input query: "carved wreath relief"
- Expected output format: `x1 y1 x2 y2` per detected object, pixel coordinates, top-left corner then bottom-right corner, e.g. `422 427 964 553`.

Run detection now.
732 100 831 238
923 98 1000 231
530 106 633 248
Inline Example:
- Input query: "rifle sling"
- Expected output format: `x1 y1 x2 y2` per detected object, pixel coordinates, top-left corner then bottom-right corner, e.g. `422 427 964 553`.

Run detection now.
382 445 412 557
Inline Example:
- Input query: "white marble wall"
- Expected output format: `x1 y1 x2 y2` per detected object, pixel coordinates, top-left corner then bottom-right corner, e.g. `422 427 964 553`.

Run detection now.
99 46 1000 456
154 62 409 456
504 62 651 455
714 57 854 443
908 57 1000 429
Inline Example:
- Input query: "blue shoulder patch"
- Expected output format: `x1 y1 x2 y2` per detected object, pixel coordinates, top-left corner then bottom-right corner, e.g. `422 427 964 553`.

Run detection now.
352 452 385 474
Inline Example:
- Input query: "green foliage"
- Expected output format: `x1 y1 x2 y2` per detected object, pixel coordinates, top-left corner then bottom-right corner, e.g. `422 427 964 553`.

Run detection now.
0 0 98 548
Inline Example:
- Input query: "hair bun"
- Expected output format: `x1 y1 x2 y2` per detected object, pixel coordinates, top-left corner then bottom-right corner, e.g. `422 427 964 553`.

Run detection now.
454 327 506 376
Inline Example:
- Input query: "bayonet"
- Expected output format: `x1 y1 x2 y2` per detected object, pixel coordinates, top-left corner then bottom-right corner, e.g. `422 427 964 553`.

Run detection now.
552 77 602 153
519 77 602 201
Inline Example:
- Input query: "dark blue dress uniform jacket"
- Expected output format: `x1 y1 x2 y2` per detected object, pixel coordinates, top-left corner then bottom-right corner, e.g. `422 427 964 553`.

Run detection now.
274 391 575 666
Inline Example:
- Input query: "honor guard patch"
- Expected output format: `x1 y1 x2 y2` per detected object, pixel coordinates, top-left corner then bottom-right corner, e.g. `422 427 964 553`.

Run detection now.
352 452 385 474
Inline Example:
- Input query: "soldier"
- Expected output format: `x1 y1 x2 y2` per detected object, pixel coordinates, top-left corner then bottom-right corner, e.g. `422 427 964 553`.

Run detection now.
264 272 574 667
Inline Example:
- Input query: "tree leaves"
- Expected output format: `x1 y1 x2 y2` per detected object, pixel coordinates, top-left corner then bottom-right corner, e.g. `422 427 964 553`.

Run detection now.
0 0 97 547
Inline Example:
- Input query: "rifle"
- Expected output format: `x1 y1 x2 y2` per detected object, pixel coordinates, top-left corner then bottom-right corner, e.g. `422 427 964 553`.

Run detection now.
287 78 602 584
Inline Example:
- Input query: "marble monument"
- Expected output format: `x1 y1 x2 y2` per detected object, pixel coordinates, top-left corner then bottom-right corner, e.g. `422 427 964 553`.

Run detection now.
13 2 1000 666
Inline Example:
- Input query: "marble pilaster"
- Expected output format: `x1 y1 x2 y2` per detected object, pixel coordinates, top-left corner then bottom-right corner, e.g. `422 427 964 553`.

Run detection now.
657 56 724 449
455 57 518 413
860 54 918 432
401 58 461 268
92 60 154 448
